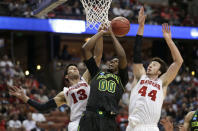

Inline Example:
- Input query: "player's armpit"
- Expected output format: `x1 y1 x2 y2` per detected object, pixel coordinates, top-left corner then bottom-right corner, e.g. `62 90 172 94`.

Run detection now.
54 91 67 107
132 64 146 81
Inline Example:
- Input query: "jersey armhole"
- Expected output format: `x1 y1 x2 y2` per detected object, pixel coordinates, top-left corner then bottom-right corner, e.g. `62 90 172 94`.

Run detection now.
63 87 69 102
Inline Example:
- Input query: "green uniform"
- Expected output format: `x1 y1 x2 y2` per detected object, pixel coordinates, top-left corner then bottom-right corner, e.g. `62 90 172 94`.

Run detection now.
78 57 128 131
190 111 198 131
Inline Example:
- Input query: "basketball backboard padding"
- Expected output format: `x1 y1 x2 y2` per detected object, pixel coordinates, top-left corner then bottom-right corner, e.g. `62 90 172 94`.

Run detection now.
33 0 68 17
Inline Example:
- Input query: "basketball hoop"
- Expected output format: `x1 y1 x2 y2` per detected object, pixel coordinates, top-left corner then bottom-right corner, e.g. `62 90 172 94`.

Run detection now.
80 0 112 30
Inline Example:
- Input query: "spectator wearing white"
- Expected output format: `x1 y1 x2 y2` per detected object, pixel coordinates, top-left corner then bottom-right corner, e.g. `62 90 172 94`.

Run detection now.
112 4 125 16
0 55 14 72
123 6 133 17
7 114 22 131
34 89 49 103
23 113 37 131
32 111 46 122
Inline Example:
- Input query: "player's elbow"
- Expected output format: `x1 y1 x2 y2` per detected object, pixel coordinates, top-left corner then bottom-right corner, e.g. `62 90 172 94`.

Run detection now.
177 57 183 66
118 54 126 60
82 42 91 52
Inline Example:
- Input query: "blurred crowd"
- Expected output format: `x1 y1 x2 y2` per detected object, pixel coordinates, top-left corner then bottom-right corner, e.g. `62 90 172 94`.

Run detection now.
0 0 197 26
1 50 198 131
0 54 70 131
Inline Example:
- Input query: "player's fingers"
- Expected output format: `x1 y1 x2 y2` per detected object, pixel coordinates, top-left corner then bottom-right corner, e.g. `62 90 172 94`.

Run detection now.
18 86 23 90
142 7 144 14
139 7 143 14
160 119 165 124
9 86 17 92
9 90 16 96
165 23 168 31
168 25 171 32
14 86 20 91
162 24 165 32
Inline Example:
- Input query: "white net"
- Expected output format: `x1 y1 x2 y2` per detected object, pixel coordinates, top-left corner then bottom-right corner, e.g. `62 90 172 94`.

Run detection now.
80 0 112 30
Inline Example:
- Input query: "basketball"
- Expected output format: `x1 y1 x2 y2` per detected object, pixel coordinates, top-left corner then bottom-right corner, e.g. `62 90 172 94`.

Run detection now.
111 17 130 37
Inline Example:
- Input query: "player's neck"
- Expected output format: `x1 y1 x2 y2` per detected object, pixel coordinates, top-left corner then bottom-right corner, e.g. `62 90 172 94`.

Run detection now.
69 78 81 86
147 74 158 81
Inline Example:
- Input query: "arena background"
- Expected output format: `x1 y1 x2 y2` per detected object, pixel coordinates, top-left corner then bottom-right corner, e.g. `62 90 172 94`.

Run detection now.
0 0 198 130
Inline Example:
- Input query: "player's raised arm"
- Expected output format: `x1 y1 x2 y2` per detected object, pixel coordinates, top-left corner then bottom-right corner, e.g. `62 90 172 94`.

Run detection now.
109 27 127 69
160 23 183 87
8 86 66 112
82 30 104 78
132 7 146 81
82 30 103 83
82 31 104 61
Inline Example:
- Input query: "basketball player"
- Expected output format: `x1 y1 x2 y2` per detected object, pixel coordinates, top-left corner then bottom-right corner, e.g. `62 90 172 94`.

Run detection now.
78 27 128 131
126 7 183 131
8 30 104 131
178 110 198 131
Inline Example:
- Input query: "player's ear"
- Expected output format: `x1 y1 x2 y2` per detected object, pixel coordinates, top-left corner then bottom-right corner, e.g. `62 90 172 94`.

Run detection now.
157 70 161 76
65 75 68 79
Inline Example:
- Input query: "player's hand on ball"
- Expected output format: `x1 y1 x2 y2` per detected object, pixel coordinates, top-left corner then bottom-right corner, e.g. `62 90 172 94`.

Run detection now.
162 23 172 39
138 6 146 26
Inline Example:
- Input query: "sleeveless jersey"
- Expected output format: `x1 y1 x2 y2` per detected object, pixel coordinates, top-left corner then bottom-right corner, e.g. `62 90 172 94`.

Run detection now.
190 111 198 131
128 75 164 125
63 77 90 121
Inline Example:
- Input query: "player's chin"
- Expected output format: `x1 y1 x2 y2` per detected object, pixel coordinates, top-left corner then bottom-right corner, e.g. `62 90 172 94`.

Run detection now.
107 68 114 73
146 71 151 75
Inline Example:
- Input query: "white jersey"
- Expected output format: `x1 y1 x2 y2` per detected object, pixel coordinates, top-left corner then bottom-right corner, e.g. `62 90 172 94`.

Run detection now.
63 77 90 122
128 75 164 127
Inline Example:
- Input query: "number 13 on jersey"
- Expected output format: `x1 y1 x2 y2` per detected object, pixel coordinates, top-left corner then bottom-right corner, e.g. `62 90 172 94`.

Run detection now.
138 86 157 101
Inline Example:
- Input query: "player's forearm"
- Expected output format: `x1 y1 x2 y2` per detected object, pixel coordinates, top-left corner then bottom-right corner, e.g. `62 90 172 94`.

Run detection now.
82 31 104 52
20 95 30 103
137 25 144 36
133 35 143 63
165 37 183 64
94 36 103 66
111 33 126 59
27 99 57 112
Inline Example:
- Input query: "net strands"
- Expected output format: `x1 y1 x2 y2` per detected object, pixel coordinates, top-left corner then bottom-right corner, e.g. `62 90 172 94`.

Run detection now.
80 0 112 29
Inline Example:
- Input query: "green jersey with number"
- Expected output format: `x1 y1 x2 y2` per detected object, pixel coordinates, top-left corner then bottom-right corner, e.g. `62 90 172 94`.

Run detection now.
86 71 127 113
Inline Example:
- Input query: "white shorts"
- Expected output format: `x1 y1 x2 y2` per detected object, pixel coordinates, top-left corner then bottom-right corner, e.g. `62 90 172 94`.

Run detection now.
126 124 159 131
68 119 80 131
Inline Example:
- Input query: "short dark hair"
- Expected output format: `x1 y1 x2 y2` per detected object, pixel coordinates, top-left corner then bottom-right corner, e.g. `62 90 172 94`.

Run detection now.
151 57 168 77
64 64 78 76
63 64 78 87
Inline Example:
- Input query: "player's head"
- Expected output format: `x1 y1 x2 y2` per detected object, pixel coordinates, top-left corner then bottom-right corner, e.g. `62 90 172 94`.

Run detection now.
107 57 119 73
146 57 167 77
64 64 80 82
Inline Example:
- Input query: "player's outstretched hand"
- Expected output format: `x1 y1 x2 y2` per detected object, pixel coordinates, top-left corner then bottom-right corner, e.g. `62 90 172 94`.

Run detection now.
8 86 28 102
160 117 174 131
138 6 146 26
162 23 172 39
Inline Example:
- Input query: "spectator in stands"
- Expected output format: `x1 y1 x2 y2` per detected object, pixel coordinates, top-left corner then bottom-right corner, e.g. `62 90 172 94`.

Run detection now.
22 112 37 131
7 114 22 131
